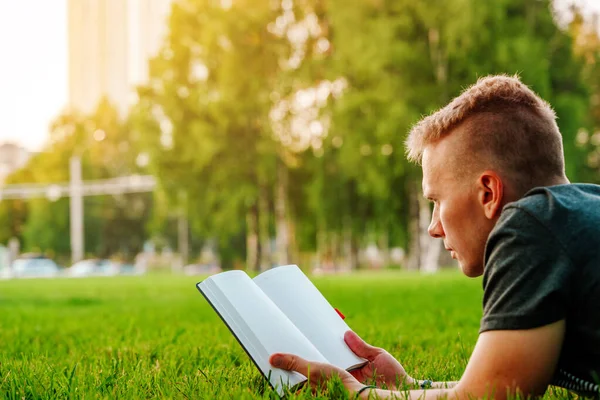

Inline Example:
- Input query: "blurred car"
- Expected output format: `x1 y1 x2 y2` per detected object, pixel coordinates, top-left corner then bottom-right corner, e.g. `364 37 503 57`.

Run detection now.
183 263 222 276
11 255 60 278
67 259 119 277
116 262 139 275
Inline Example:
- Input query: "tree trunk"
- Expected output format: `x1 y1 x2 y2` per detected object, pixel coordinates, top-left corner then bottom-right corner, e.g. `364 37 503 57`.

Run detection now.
406 184 421 270
258 183 271 271
177 213 189 268
351 234 360 270
316 225 327 270
413 25 447 273
274 165 290 266
246 204 259 272
329 230 340 271
342 217 356 270
288 218 298 267
418 192 441 273
428 27 448 102
423 235 443 273
407 179 441 272
378 230 390 268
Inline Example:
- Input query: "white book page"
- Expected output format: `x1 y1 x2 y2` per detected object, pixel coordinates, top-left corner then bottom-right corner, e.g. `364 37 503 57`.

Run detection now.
253 265 366 370
197 270 328 396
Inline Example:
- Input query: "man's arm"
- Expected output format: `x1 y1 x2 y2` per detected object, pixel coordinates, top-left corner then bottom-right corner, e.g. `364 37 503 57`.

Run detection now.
454 320 565 398
271 320 564 398
360 320 565 399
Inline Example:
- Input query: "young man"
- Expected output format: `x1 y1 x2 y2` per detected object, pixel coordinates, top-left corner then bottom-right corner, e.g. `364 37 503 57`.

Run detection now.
269 75 600 399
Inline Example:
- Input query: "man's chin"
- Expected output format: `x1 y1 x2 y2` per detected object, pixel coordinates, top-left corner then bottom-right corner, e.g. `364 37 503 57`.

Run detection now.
459 261 483 278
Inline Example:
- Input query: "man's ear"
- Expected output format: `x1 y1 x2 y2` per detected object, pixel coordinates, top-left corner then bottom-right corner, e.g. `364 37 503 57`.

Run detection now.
478 171 504 220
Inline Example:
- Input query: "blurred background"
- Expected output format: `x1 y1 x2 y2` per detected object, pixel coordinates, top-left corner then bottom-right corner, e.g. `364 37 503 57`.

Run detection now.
0 0 599 279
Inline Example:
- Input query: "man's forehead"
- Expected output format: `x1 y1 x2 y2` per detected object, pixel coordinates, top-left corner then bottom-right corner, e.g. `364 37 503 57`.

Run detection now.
421 149 439 197
421 141 455 196
422 146 442 179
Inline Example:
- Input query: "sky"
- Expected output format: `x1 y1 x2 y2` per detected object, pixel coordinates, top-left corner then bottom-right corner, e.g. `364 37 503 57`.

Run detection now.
0 0 67 152
0 0 599 152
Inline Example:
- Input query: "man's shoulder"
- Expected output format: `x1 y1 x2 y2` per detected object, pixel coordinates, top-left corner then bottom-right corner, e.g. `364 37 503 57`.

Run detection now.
502 183 600 225
490 183 600 267
488 183 600 260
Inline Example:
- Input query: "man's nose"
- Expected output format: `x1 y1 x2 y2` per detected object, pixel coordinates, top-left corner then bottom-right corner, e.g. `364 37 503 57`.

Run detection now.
428 217 444 238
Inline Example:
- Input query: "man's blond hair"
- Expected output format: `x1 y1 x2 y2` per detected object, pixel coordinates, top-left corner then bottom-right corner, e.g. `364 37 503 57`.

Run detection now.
405 75 566 194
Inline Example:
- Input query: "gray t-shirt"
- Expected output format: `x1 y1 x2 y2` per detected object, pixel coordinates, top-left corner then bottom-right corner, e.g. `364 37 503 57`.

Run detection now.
480 183 600 396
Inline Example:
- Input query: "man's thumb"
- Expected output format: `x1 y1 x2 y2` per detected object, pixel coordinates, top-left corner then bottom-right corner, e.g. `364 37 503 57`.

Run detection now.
269 353 309 376
344 331 380 360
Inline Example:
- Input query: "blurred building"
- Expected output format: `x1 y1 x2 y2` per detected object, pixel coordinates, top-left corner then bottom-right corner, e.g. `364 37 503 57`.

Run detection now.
0 143 30 183
68 0 172 117
68 0 129 115
129 0 173 86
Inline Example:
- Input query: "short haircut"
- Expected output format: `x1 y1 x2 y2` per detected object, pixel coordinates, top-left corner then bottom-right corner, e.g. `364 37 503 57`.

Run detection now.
405 74 566 194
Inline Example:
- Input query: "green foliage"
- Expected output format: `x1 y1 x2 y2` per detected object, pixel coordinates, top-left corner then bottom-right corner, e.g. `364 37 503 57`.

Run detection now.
568 9 600 182
293 0 598 256
22 198 71 259
3 0 600 266
2 99 154 261
0 271 576 399
132 0 294 263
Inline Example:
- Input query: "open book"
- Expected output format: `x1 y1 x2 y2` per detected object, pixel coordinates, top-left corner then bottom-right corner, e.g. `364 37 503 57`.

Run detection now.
196 264 367 396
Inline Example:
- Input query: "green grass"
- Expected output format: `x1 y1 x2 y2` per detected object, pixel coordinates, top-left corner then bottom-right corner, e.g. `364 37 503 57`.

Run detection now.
0 270 575 399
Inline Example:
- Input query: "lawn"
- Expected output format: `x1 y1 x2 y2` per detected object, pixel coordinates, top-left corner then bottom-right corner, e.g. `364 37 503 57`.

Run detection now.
0 270 573 399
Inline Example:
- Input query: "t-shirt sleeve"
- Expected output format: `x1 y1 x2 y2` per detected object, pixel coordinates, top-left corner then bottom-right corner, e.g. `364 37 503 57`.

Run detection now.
480 206 572 333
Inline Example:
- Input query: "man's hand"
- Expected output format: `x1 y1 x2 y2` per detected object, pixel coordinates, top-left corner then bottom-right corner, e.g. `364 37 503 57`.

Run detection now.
344 330 413 389
269 353 365 395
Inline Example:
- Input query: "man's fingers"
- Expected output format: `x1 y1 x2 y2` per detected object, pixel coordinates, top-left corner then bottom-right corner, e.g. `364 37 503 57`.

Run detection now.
344 330 381 360
270 353 310 376
270 353 339 383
